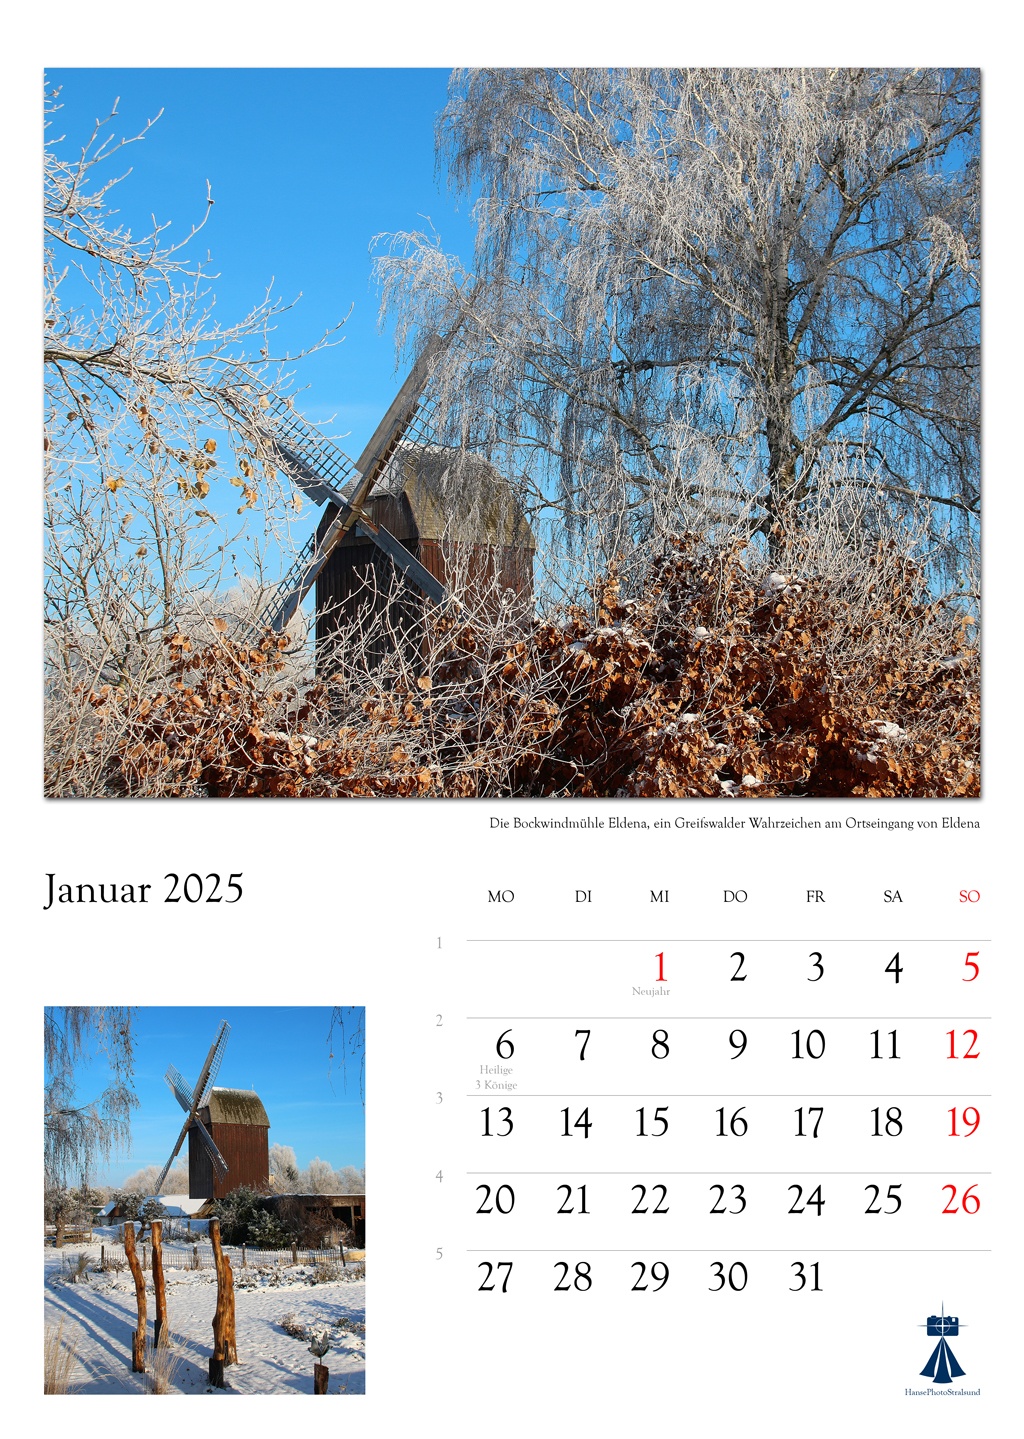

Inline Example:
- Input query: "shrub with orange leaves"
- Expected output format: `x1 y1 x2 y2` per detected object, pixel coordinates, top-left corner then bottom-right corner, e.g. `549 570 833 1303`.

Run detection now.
57 533 978 798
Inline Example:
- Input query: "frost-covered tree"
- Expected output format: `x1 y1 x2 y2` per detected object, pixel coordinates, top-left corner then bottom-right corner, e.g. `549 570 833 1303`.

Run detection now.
304 1158 337 1194
269 1143 300 1185
121 1162 189 1194
44 1008 137 1204
378 68 979 580
138 1197 169 1227
45 1183 102 1247
327 1006 365 1106
110 1190 147 1222
44 89 339 793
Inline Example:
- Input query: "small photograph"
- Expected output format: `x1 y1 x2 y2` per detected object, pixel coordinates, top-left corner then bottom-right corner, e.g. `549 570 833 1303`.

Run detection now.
44 69 979 798
44 1006 365 1395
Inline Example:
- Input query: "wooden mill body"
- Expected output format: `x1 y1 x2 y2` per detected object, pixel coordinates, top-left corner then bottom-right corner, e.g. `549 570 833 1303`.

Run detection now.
188 1087 270 1200
314 445 534 666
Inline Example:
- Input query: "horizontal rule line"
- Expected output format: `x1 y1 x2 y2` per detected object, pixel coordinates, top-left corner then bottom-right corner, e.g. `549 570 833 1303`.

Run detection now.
466 1016 991 1021
465 1248 991 1254
465 1171 993 1176
465 1094 991 1099
465 939 992 944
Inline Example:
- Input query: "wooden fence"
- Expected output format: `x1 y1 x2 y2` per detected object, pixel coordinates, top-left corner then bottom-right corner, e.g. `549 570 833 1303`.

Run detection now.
91 1240 352 1272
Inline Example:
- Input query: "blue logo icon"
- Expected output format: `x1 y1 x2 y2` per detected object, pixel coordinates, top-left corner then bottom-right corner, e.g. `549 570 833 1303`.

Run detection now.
920 1305 966 1383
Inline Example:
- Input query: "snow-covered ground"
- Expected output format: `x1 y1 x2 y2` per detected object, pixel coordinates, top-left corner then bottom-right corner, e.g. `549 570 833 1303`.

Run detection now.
44 1237 365 1395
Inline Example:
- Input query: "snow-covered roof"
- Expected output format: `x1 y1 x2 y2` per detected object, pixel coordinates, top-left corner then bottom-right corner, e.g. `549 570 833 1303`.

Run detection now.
98 1194 208 1219
202 1087 270 1126
152 1194 208 1217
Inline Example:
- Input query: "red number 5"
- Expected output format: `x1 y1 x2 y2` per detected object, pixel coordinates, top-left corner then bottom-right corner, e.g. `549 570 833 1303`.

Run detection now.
963 951 980 981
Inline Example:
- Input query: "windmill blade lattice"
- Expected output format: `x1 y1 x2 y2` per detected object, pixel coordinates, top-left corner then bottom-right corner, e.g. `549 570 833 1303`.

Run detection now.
219 335 452 641
218 368 363 506
153 1020 231 1194
165 1064 195 1114
194 1017 231 1106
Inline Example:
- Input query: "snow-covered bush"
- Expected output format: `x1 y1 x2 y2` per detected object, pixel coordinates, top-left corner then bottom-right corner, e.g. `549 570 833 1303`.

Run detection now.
279 1312 307 1340
77 528 978 798
212 1186 270 1245
309 1259 345 1284
278 1312 365 1347
247 1208 291 1248
110 1190 147 1222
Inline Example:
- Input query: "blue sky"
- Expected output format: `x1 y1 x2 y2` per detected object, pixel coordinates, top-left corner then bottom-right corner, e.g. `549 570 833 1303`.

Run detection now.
57 1005 365 1185
46 68 474 443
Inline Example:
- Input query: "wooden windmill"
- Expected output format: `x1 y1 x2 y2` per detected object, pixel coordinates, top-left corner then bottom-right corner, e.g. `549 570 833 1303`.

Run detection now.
220 335 533 653
154 1019 271 1200
221 337 449 638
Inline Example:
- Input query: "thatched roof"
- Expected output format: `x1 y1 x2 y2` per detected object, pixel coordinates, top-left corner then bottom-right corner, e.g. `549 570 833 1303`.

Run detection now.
348 443 534 549
202 1087 270 1127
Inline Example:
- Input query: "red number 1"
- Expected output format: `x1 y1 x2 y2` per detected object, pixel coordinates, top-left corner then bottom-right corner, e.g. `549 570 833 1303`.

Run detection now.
656 951 666 982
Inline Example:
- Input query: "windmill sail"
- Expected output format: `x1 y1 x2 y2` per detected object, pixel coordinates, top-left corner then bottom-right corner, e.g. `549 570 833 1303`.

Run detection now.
165 1064 194 1113
219 333 451 639
153 1021 231 1193
193 1020 231 1107
154 1113 195 1190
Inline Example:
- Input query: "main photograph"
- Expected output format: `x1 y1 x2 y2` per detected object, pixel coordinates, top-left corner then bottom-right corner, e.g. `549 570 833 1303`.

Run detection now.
44 68 980 798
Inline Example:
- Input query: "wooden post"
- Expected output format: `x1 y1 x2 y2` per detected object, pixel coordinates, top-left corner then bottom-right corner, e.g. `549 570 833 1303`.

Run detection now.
142 1241 147 1271
291 1242 298 1266
193 1245 199 1270
313 1363 329 1394
209 1219 226 1387
241 1243 247 1268
151 1220 167 1350
223 1255 237 1364
208 1219 237 1386
101 1243 105 1270
123 1223 147 1373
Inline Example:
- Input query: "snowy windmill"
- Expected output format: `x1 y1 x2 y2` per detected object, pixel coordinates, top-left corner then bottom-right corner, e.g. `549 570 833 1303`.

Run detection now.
154 1019 271 1201
220 333 533 662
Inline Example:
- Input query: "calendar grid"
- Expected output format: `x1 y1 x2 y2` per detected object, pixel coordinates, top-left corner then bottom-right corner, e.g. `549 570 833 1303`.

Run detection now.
459 930 993 1360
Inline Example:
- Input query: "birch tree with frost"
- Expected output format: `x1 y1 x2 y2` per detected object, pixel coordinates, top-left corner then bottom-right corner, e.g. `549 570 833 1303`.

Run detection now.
377 68 979 582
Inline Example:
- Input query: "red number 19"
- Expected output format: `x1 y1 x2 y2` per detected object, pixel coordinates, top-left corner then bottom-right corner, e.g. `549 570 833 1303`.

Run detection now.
948 1106 980 1137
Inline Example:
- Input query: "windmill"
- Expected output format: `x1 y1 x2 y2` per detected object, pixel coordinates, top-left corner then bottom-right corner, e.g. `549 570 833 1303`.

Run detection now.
153 1019 232 1194
219 334 452 643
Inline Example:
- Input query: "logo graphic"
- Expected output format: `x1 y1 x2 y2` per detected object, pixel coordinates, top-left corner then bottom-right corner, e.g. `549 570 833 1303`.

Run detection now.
919 1304 966 1383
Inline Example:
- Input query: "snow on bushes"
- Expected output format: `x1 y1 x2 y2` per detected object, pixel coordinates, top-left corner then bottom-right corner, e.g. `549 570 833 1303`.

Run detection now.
71 533 978 799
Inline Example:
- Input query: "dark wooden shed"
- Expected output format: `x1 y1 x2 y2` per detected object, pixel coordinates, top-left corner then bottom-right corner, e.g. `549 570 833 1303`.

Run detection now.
265 1192 366 1247
315 443 534 665
189 1087 270 1201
